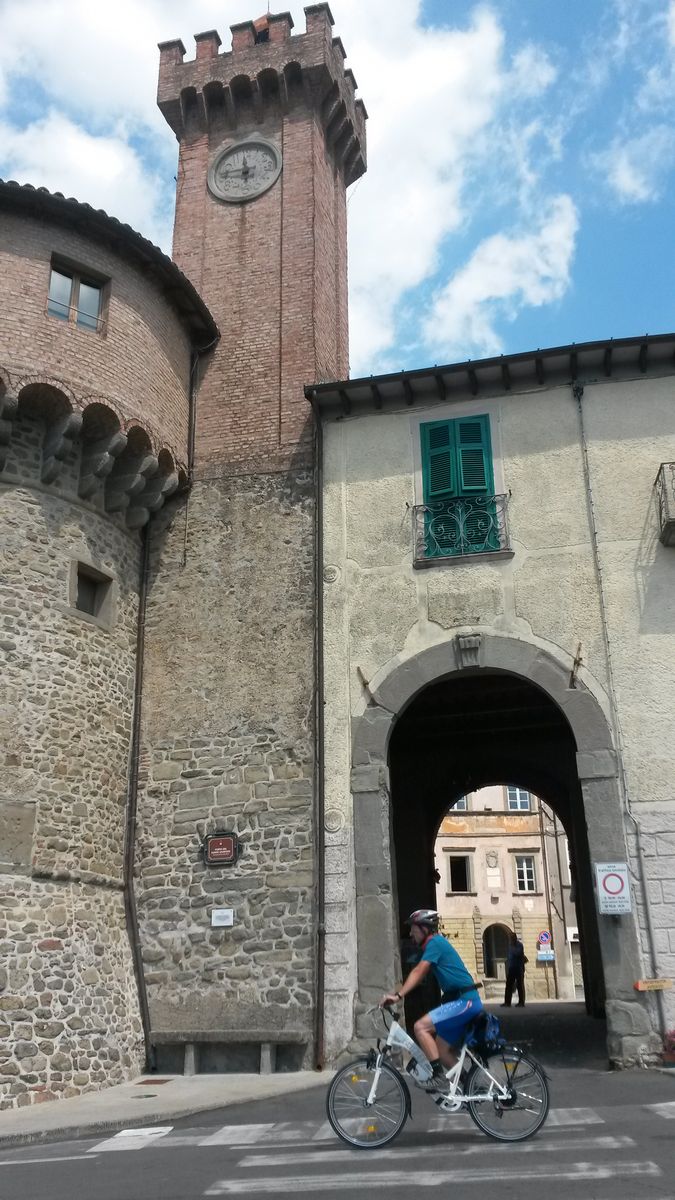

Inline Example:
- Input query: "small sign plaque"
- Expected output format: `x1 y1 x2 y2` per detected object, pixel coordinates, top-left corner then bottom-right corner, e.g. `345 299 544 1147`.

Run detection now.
634 978 673 992
211 908 234 928
203 832 240 866
595 862 631 914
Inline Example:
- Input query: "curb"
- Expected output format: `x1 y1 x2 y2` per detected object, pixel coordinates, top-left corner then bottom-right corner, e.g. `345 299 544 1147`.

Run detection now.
0 1074 330 1152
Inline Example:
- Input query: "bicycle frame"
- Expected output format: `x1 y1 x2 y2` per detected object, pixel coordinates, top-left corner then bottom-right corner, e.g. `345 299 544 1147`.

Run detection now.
366 1010 513 1110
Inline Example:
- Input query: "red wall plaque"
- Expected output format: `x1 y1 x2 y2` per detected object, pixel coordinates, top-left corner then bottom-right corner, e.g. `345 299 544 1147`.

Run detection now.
204 833 239 865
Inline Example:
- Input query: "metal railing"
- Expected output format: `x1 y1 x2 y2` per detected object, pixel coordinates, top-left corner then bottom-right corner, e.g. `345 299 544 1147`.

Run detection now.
413 494 511 565
655 463 675 546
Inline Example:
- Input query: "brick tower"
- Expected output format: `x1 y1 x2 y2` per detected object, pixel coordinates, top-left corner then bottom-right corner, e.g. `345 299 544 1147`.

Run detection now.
136 7 367 1069
157 4 366 471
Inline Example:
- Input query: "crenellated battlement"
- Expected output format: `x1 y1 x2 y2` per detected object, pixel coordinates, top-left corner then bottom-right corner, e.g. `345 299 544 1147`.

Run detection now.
0 375 184 530
157 4 366 185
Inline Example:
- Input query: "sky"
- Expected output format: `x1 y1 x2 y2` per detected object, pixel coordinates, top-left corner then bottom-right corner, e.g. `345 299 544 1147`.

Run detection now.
1 0 674 377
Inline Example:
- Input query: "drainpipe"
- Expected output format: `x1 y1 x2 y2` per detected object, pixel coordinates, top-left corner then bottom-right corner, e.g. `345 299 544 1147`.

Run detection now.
538 801 559 998
309 392 326 1070
123 334 218 1072
573 383 667 1039
123 522 154 1070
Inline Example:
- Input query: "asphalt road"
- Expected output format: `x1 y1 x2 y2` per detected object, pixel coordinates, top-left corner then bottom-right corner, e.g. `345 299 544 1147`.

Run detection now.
1 1068 675 1200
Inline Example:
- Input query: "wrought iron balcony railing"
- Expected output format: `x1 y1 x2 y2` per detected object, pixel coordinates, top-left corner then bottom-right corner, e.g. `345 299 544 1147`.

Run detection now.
413 494 511 566
655 463 675 546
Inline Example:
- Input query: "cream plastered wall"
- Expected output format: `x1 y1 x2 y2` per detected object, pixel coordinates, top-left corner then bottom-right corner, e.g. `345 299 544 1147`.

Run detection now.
321 374 675 1053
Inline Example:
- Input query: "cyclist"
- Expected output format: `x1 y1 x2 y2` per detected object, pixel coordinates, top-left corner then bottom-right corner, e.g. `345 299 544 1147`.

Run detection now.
380 908 484 1089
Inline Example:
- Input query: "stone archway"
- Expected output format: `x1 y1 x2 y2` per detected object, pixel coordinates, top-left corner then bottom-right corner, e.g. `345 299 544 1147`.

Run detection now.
351 633 652 1063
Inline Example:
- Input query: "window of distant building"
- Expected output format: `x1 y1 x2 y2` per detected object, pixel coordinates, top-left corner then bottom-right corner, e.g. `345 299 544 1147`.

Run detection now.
507 785 531 811
447 854 472 893
515 854 536 893
449 796 468 811
47 261 107 332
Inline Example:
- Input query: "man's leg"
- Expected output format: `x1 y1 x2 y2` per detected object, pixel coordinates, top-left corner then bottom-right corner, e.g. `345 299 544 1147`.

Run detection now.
414 1013 442 1064
517 971 525 1006
502 970 514 1006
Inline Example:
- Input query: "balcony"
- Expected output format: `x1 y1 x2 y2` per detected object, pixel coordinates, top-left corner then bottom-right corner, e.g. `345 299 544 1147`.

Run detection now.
413 494 511 567
655 463 675 546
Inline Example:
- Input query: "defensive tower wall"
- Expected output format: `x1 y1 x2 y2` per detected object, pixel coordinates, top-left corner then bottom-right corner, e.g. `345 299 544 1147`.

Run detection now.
136 8 366 1068
0 184 216 1107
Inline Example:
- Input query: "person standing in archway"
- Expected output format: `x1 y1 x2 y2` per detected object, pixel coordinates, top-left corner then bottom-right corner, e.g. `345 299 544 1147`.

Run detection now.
502 929 527 1007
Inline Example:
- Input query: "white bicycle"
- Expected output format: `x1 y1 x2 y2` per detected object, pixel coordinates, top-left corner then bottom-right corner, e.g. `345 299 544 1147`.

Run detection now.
326 1006 550 1149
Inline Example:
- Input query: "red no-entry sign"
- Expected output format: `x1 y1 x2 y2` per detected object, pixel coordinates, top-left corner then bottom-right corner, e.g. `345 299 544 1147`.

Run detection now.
595 862 631 914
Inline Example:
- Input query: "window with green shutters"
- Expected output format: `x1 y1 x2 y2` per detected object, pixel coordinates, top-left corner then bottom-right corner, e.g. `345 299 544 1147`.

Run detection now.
420 415 499 558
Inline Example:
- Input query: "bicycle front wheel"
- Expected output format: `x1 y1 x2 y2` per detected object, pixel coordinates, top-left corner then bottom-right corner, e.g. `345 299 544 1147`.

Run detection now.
465 1048 549 1141
326 1057 409 1149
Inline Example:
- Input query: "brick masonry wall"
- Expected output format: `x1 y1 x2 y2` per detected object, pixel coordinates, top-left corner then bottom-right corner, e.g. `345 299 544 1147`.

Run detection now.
0 215 191 463
171 105 348 472
137 472 316 1047
0 416 145 1108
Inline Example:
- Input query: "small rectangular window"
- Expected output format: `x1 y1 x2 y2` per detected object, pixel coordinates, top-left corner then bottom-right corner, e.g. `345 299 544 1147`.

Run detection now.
75 563 112 620
515 855 536 892
450 796 468 811
448 855 471 892
507 786 531 811
47 261 105 332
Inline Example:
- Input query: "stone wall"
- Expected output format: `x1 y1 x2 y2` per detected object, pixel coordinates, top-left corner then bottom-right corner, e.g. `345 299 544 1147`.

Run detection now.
0 414 145 1108
138 470 316 1051
0 880 142 1109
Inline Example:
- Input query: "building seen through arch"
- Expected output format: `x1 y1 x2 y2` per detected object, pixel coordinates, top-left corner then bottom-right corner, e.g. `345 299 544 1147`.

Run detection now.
435 785 580 1002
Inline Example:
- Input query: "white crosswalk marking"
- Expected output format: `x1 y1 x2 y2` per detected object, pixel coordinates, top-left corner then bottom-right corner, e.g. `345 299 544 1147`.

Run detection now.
545 1106 604 1126
198 1124 273 1146
311 1121 335 1141
645 1100 675 1119
237 1134 636 1169
204 1160 661 1195
88 1127 173 1152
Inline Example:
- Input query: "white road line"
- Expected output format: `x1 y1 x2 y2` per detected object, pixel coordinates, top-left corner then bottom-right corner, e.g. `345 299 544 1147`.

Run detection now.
645 1100 675 1119
545 1107 604 1126
312 1122 335 1141
0 1155 99 1167
238 1134 635 1169
204 1160 661 1195
88 1127 173 1153
198 1124 274 1146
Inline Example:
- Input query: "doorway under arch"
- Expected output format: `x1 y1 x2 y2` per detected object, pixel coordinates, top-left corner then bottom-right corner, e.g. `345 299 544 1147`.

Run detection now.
350 634 650 1063
483 923 511 981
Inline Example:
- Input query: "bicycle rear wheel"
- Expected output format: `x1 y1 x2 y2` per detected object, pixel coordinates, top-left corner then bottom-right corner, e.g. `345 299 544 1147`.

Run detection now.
326 1057 409 1149
465 1048 549 1141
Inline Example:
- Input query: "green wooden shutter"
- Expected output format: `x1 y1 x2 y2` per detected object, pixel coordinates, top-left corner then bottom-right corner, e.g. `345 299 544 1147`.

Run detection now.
421 420 456 502
456 415 494 494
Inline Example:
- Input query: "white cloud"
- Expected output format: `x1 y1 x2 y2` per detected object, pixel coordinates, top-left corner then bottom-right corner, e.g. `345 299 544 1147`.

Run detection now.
0 111 170 245
508 44 557 98
594 126 675 203
421 195 579 361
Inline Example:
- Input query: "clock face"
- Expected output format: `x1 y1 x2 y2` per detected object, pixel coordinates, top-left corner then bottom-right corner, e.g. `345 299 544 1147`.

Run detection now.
208 137 282 204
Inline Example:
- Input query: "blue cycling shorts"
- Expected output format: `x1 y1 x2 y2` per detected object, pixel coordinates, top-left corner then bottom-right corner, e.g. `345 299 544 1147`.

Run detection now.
428 993 483 1045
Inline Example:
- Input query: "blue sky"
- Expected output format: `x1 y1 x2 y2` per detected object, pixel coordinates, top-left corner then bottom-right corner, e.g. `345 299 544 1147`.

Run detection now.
1 1 674 376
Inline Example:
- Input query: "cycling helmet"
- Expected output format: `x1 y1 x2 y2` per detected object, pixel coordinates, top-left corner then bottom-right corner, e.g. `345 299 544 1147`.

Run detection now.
407 908 440 932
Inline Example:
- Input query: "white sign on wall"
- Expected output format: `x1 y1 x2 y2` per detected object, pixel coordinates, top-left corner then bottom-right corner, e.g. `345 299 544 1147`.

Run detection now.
211 908 235 927
595 862 631 914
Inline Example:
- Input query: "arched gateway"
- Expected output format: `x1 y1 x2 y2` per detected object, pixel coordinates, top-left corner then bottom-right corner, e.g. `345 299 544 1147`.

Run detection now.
351 633 654 1064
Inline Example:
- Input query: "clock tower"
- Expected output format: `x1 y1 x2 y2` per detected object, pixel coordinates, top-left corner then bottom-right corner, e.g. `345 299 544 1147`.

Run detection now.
137 8 367 1065
157 4 366 471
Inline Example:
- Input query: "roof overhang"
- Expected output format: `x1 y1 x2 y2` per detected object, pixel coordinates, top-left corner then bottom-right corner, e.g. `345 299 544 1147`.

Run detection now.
305 333 675 420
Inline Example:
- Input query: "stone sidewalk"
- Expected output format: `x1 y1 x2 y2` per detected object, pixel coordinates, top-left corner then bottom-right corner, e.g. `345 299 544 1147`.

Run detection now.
0 1070 330 1150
